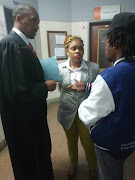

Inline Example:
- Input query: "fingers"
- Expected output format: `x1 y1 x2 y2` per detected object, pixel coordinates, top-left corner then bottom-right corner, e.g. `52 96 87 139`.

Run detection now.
45 80 56 91
67 81 85 91
67 84 72 88
67 84 79 91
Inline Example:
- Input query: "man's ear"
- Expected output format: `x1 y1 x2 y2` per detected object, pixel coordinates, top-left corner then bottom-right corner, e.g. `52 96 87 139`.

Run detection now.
16 15 22 23
114 44 120 49
114 44 123 59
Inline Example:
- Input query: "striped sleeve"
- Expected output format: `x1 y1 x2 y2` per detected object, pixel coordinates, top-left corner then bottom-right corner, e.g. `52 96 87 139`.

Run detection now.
85 82 91 92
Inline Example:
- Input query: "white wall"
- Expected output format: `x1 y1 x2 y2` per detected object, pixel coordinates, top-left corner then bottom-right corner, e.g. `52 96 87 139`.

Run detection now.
38 0 71 22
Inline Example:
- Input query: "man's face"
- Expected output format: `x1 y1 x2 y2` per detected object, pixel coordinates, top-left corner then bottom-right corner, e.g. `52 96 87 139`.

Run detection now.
105 38 117 62
19 9 40 39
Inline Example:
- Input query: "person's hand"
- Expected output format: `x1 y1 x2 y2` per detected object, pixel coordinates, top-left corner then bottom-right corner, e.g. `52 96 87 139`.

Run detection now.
67 80 85 91
45 80 56 91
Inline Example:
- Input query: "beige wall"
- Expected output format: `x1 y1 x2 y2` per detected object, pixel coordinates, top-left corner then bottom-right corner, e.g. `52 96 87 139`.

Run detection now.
35 21 89 61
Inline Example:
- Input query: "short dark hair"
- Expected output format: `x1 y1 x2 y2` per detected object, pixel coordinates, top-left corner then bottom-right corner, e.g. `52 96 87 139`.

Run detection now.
107 29 135 59
12 4 36 21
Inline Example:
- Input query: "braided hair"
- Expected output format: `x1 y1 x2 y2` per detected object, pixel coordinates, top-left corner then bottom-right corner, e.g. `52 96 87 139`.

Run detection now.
107 29 135 59
64 35 84 49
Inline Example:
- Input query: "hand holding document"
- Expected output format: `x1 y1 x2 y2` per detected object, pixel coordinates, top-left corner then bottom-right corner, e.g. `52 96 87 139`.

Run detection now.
45 80 56 91
40 56 62 82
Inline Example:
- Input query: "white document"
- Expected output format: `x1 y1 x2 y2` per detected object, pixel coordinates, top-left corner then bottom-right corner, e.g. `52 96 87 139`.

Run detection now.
71 72 81 84
54 48 65 57
55 34 65 44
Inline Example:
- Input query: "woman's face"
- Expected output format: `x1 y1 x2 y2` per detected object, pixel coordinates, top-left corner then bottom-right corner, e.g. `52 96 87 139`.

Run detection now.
66 39 84 63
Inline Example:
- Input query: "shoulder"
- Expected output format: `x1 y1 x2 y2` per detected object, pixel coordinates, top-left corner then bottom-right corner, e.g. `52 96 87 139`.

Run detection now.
0 34 12 43
101 62 131 80
58 60 69 76
100 64 122 78
85 60 99 70
0 34 19 47
0 34 29 58
100 66 120 85
0 31 26 48
58 60 67 70
0 37 19 52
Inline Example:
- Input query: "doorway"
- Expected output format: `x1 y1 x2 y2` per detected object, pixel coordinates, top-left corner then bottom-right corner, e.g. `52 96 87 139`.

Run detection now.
89 21 112 72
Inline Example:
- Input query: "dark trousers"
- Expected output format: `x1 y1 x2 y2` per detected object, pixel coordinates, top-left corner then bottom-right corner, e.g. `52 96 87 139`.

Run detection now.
1 112 54 180
95 145 133 180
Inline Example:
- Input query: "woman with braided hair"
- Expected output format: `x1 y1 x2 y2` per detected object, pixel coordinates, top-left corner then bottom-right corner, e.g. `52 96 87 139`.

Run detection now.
57 35 99 180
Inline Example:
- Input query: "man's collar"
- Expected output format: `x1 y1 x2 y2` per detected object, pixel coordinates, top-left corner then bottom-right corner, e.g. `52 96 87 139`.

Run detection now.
113 57 125 66
12 28 29 45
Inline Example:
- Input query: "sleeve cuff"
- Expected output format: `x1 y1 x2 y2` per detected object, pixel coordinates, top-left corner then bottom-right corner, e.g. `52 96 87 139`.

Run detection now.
85 82 91 92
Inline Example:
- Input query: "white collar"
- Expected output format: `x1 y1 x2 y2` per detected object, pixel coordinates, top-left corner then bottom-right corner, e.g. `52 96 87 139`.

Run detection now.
113 57 125 66
64 58 88 71
12 27 29 45
114 56 135 66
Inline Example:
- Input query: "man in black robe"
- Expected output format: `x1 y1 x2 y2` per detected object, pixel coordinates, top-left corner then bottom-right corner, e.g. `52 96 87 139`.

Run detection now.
0 4 56 180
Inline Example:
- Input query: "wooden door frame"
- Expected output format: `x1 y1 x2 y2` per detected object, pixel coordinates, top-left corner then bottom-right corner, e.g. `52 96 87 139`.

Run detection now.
88 20 112 62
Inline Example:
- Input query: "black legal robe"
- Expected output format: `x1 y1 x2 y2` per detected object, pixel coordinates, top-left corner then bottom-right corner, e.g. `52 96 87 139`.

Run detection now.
0 31 54 180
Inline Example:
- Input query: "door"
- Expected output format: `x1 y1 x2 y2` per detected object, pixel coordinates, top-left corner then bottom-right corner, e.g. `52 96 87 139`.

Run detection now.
89 22 112 72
